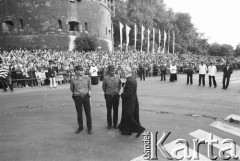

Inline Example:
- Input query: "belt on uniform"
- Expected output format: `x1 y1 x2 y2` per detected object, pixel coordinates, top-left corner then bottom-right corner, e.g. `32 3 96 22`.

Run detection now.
73 94 88 98
105 94 119 97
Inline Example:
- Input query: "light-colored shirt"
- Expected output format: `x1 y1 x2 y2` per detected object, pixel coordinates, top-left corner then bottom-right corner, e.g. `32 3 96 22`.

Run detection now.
70 75 91 95
170 65 177 74
208 65 217 76
199 64 207 75
102 74 121 95
90 66 98 77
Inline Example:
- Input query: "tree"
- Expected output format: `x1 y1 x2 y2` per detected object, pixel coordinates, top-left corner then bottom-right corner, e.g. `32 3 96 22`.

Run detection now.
208 43 234 57
113 0 211 54
235 43 240 56
74 33 98 52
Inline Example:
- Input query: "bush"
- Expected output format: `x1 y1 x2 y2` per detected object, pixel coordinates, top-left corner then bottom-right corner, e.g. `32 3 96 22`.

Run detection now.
74 33 99 52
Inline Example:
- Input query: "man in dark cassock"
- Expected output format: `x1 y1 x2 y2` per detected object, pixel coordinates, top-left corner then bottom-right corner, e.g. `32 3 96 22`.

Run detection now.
118 66 145 138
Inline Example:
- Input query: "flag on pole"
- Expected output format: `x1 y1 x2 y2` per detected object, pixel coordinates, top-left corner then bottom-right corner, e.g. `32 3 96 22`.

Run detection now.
119 22 124 51
152 27 155 54
125 24 131 52
167 30 170 54
147 29 150 53
173 31 175 54
163 30 167 53
141 25 145 52
134 24 137 50
158 29 161 53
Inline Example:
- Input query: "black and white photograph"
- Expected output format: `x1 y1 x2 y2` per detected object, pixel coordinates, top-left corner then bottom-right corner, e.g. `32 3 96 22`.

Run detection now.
1 0 240 160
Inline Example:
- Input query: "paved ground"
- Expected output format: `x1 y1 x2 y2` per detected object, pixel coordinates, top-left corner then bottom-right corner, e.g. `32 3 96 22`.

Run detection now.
0 71 240 161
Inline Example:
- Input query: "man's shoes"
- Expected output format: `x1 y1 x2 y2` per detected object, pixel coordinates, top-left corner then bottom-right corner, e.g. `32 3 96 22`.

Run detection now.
222 87 226 89
107 126 112 130
75 128 83 134
113 125 118 129
88 130 92 135
136 132 144 138
214 86 217 88
209 86 211 87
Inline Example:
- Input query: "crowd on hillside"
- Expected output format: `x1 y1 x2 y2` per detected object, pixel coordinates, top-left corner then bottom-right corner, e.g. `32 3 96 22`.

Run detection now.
0 49 240 88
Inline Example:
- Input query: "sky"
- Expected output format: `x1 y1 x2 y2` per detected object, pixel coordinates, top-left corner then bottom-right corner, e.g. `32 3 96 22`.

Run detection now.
164 0 240 48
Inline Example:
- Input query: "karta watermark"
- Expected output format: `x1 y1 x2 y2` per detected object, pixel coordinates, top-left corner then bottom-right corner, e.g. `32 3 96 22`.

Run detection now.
142 132 239 160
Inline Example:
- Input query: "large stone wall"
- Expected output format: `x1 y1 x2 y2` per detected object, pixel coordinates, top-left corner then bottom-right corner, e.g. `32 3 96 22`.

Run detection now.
0 0 114 51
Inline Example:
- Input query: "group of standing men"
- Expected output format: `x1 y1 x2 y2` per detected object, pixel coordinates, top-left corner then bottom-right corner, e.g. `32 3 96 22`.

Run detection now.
185 61 233 89
70 65 145 137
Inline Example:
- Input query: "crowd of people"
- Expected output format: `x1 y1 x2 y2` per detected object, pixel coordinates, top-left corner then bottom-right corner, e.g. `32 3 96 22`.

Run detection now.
0 48 240 91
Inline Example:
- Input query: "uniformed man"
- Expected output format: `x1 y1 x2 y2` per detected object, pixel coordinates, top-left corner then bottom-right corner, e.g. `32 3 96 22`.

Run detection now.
186 63 194 85
70 65 92 135
102 65 121 129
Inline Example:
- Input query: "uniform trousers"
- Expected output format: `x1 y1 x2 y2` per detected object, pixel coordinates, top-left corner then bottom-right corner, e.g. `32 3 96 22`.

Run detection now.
72 94 92 131
104 94 119 127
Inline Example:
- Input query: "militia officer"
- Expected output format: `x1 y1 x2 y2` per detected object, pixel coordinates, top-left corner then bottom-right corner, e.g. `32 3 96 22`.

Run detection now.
186 62 194 85
102 65 121 129
70 65 92 135
160 62 167 81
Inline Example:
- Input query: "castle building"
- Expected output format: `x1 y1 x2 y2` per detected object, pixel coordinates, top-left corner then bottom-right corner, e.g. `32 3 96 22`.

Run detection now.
0 0 115 51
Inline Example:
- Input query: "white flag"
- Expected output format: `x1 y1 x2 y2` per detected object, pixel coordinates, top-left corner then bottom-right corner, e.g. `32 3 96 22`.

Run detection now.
134 24 137 50
147 29 150 53
158 29 161 53
167 30 170 54
173 31 175 54
141 25 145 52
152 27 155 54
163 30 167 53
119 22 124 51
125 24 131 52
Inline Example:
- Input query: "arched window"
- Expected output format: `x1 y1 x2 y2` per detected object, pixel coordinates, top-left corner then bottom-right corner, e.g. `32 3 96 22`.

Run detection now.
69 21 79 31
20 19 24 29
58 20 62 30
85 22 88 32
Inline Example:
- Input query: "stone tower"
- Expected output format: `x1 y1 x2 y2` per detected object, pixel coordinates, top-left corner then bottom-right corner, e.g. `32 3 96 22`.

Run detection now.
0 0 115 51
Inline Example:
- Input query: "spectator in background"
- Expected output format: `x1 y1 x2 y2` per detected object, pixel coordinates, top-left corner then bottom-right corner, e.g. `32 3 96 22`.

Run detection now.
48 60 57 88
198 61 207 87
222 63 233 90
208 62 217 88
186 63 194 85
89 63 98 85
169 62 177 82
0 62 13 92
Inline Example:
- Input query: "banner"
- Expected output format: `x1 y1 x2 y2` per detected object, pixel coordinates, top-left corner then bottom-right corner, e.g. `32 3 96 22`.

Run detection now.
147 29 150 53
167 30 170 54
125 24 131 52
152 27 155 54
119 22 124 51
163 29 167 53
134 24 137 50
141 25 145 52
158 29 161 53
173 31 175 54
